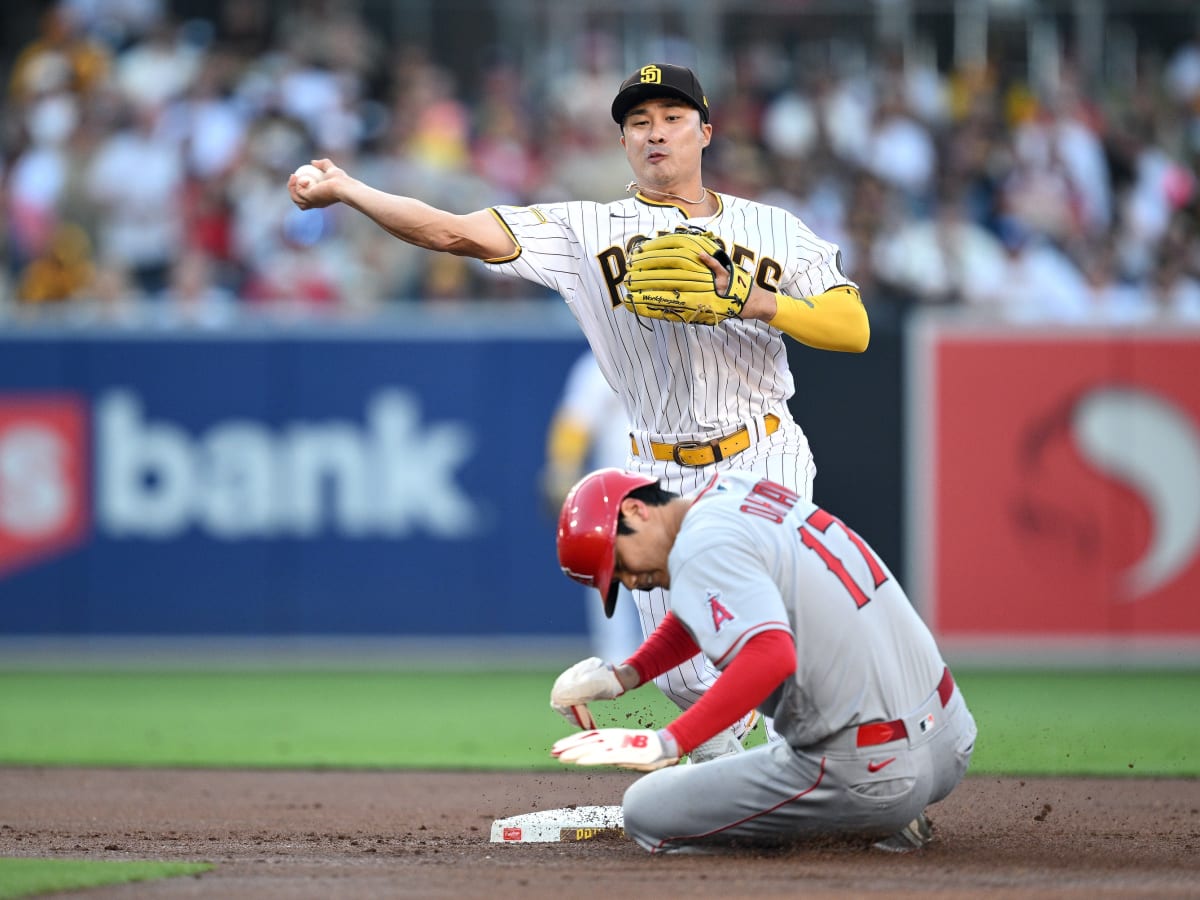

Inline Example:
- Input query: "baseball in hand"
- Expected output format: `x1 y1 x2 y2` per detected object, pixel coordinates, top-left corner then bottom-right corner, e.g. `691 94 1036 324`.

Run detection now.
293 164 324 188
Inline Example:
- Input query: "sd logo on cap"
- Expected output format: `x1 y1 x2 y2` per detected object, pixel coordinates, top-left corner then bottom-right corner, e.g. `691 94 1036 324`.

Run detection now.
611 63 709 125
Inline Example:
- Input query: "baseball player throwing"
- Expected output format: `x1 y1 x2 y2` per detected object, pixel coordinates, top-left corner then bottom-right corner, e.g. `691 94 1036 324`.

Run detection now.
289 63 869 758
550 467 977 853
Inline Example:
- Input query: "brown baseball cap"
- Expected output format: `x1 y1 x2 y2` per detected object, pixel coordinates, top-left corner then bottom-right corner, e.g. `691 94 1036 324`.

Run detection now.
611 63 709 125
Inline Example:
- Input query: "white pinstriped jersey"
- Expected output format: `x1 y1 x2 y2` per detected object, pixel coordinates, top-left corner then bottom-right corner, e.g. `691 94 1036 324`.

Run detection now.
487 193 852 442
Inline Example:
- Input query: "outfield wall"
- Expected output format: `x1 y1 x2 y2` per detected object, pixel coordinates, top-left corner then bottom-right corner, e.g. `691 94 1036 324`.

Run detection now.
3 308 1197 666
0 307 905 641
0 308 596 637
907 315 1200 665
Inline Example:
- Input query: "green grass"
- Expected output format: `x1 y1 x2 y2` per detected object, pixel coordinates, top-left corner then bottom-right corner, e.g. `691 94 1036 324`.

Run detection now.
0 859 212 899
0 670 680 769
0 669 1196 775
957 670 1200 776
1 671 1189 899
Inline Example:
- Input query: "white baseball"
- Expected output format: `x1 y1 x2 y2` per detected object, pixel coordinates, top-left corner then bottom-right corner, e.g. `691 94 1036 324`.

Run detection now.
293 164 324 188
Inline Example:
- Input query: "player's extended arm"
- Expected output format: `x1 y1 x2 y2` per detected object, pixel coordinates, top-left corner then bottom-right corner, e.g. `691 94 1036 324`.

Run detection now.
663 629 796 755
288 159 517 261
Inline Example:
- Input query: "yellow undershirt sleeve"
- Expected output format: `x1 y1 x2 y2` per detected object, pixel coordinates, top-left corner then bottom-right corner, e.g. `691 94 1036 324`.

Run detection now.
546 417 590 470
541 416 592 510
767 286 869 352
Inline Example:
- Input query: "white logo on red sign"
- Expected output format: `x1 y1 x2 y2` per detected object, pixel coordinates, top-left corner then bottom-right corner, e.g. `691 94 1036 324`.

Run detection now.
1069 387 1200 599
0 396 89 576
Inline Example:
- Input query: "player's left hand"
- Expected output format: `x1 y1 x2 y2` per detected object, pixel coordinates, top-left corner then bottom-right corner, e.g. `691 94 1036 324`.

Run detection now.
549 657 625 728
623 227 753 326
552 728 680 771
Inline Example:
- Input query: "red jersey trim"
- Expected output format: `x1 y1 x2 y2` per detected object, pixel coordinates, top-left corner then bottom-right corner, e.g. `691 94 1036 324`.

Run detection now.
711 621 793 668
689 473 722 507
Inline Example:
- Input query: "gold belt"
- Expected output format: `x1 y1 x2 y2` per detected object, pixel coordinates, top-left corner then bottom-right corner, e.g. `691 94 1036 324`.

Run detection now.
631 414 781 468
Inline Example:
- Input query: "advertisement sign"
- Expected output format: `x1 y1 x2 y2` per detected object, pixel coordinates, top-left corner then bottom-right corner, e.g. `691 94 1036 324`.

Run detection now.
0 395 90 577
909 320 1200 659
0 328 589 637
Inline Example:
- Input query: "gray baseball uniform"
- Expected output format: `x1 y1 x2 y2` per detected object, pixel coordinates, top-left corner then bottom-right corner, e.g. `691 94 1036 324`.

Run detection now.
488 194 846 713
620 471 977 853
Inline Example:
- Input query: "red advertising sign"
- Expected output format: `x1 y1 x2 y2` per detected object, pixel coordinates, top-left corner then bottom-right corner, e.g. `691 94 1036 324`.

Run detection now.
911 323 1200 655
0 395 90 577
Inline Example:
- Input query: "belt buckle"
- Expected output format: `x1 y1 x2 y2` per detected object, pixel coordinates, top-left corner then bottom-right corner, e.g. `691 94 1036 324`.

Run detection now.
671 439 720 467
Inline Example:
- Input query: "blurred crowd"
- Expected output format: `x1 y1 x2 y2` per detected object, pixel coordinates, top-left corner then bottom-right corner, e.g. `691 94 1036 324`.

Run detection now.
2 0 1199 328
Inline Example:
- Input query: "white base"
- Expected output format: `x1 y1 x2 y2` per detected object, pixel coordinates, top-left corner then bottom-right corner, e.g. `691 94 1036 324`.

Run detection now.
489 805 625 843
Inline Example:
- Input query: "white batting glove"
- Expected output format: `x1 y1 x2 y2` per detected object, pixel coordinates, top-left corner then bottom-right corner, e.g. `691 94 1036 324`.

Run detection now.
551 728 680 772
549 657 625 729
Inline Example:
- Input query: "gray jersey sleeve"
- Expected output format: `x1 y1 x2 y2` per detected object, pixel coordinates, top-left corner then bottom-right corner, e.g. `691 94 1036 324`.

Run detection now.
669 470 948 747
668 523 794 669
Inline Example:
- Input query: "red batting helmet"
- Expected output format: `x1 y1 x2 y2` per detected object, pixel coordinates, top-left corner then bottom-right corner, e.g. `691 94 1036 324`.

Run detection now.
557 467 657 618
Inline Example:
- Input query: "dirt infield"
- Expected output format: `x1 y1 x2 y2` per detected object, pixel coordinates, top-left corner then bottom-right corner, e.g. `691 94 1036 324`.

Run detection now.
1 768 1197 898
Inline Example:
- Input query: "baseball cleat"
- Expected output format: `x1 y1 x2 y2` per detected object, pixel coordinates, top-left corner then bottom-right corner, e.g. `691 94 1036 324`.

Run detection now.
734 709 760 741
872 813 933 853
686 709 762 764
686 726 745 764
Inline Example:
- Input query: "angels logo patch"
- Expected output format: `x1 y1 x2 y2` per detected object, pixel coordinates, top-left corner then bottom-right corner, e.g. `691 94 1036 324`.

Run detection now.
708 593 735 631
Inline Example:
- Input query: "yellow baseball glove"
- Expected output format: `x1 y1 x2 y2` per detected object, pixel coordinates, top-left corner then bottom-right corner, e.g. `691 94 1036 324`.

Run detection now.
623 227 753 326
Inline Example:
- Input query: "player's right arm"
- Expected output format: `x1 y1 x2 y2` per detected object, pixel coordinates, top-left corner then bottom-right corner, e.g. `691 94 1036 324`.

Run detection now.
288 159 518 262
748 214 870 352
747 284 870 353
664 629 794 753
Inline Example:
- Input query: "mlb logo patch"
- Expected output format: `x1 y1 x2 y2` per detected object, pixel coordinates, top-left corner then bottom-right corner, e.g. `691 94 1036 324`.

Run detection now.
0 395 90 577
919 713 936 734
